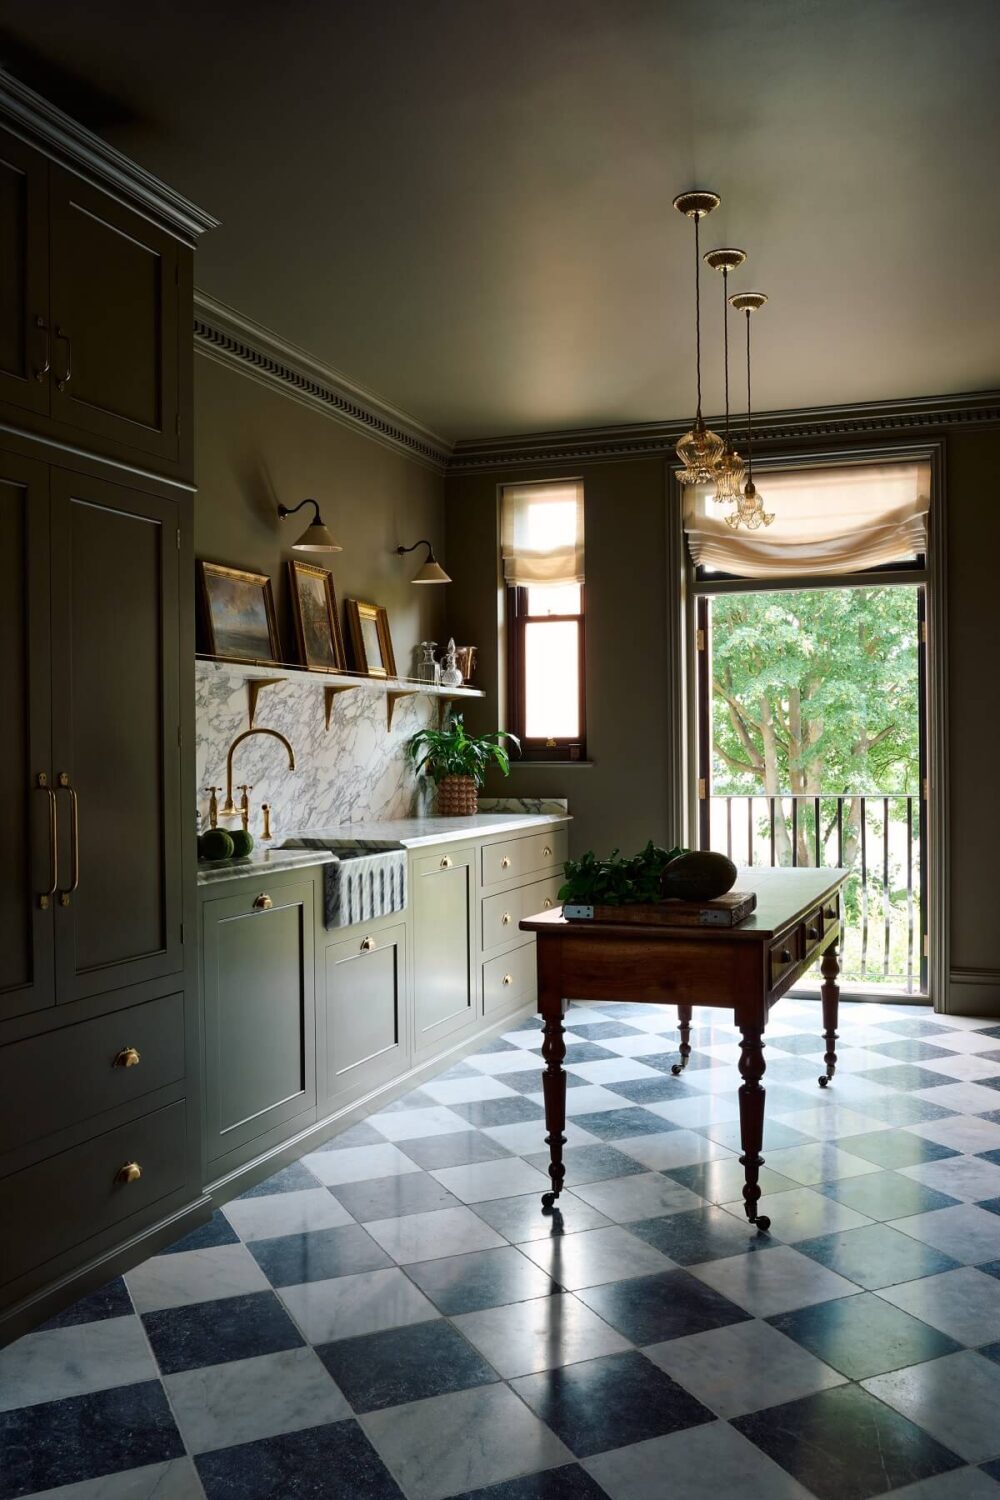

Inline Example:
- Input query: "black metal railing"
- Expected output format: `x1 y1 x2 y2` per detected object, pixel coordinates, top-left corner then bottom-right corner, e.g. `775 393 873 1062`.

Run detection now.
707 793 924 992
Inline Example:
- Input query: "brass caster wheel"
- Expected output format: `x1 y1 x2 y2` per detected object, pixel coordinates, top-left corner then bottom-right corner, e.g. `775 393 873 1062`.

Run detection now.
818 1075 830 1088
671 1063 684 1076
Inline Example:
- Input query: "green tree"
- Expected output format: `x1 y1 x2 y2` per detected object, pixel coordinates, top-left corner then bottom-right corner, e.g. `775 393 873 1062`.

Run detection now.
710 586 919 868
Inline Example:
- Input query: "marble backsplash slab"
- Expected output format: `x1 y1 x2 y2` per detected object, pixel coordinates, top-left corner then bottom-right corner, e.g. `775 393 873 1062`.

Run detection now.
195 663 436 838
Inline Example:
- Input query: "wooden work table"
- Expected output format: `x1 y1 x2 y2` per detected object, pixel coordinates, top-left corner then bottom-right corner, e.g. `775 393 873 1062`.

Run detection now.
520 867 849 1232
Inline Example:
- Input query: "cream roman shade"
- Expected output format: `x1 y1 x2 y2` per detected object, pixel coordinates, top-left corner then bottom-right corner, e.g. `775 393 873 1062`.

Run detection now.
683 460 931 578
501 479 584 586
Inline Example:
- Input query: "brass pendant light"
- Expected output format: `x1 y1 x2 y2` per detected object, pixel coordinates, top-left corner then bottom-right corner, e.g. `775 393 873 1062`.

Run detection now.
704 247 747 508
673 191 724 485
726 292 774 530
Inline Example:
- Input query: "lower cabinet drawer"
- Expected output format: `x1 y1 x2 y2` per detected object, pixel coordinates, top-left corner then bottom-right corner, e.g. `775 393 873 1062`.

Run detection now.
769 930 802 988
0 992 185 1158
483 941 537 1017
0 1100 188 1288
481 876 561 951
481 827 568 887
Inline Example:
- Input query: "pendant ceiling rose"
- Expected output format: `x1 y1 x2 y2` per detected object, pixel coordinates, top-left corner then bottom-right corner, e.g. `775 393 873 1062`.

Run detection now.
704 247 747 273
729 291 768 313
673 190 721 219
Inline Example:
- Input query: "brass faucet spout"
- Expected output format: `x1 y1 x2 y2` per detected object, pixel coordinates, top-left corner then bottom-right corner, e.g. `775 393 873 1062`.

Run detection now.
221 728 295 818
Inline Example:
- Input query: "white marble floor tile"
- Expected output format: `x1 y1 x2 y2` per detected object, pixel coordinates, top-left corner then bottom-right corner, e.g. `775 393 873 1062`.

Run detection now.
21 1458 204 1499
125 1243 270 1314
691 1244 860 1317
720 1185 872 1244
665 1157 797 1206
764 1141 883 1185
222 1187 353 1242
559 1084 645 1116
564 1058 664 1085
583 1419 815 1500
366 1104 472 1142
570 1171 705 1223
502 1027 547 1049
907 1115 1000 1155
901 1154 1000 1203
922 1030 1000 1055
774 1103 896 1140
916 1052 1000 1082
472 1190 612 1243
278 1266 437 1343
863 1350 1000 1462
363 1205 507 1263
421 1075 519 1105
882 1469 1000 1498
164 1344 351 1454
452 1292 630 1377
648 1093 743 1128
482 1119 595 1155
0 1316 156 1412
599 1031 684 1058
429 1157 551 1204
876 1267 1000 1345
302 1141 423 1185
912 1081 1000 1114
644 1317 846 1417
468 1049 552 1076
611 1130 735 1172
361 1382 571 1500
517 1225 678 1290
889 1203 1000 1264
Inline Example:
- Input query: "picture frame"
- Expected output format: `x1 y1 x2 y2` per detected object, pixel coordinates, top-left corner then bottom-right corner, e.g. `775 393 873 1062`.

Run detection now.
288 560 346 672
199 561 280 663
345 599 397 679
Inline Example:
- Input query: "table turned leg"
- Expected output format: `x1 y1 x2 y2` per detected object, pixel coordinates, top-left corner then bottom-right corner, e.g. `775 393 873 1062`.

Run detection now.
818 941 840 1089
671 1004 693 1076
540 998 568 1212
738 1025 770 1232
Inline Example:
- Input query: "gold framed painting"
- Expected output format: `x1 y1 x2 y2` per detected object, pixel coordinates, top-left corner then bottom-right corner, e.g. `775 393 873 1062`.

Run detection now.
199 561 280 663
345 599 397 679
288 560 346 671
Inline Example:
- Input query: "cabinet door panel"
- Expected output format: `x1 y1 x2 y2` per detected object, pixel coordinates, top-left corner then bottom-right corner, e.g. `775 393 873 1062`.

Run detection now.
412 848 474 1051
50 469 182 1002
203 882 315 1164
0 126 49 415
48 167 179 464
324 923 407 1103
0 450 53 1021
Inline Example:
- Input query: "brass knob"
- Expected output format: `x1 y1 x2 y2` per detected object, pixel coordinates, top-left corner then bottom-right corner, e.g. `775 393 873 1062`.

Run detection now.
543 898 553 909
440 856 452 869
501 856 511 869
360 936 376 952
542 846 552 857
502 973 513 986
116 1161 142 1185
253 892 273 910
113 1046 141 1069
501 912 511 925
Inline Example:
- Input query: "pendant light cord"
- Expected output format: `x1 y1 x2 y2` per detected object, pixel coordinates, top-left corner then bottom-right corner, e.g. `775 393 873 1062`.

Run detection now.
694 212 702 419
722 269 730 443
745 308 753 483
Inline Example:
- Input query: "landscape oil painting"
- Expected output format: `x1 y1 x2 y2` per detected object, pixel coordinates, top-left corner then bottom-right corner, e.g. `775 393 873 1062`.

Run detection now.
200 561 280 663
289 559 346 671
346 598 397 678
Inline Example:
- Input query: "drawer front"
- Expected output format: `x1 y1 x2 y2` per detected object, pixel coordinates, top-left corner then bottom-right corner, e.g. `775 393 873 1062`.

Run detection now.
482 827 568 887
802 905 825 959
0 1099 187 1288
769 929 802 989
0 992 185 1157
520 875 562 925
482 888 523 949
483 940 537 1018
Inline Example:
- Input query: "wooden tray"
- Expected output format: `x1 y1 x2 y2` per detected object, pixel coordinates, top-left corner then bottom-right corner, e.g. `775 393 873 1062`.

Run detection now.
563 890 757 928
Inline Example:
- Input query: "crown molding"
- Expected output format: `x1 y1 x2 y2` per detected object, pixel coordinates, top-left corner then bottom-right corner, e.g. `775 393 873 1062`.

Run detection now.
194 291 452 471
448 390 1000 471
0 71 218 242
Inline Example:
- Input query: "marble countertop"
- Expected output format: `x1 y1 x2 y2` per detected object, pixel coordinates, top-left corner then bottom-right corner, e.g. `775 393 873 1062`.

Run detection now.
282 811 571 850
196 846 337 886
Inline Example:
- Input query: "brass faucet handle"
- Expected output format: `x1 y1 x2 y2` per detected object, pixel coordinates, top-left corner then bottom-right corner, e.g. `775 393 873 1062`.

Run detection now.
237 783 253 794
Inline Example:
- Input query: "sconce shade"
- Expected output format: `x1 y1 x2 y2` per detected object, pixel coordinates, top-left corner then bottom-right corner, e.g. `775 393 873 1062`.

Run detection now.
278 498 342 552
397 539 451 584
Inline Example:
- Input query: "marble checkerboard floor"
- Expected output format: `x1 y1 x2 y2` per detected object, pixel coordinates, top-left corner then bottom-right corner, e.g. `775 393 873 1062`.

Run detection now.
4 997 1000 1500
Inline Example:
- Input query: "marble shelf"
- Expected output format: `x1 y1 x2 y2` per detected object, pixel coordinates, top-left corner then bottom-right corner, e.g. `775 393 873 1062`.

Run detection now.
195 655 484 732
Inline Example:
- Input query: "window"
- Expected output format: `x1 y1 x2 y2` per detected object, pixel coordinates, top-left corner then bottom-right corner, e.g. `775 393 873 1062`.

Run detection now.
501 480 585 759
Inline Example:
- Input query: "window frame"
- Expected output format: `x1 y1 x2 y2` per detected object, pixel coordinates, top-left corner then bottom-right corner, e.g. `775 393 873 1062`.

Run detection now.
507 582 587 761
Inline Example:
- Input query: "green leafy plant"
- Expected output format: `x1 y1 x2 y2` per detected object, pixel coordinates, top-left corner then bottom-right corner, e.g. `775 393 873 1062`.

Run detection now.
406 714 520 786
558 841 688 905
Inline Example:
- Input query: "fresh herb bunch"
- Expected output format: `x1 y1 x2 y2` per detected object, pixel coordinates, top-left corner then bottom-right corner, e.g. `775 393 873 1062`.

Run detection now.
558 841 688 906
406 714 520 786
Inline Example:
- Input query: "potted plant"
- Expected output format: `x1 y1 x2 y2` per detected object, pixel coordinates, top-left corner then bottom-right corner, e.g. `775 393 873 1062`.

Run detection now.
406 715 520 815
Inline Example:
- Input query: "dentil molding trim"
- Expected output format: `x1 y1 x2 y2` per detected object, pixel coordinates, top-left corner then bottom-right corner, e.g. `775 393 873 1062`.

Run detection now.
193 292 453 471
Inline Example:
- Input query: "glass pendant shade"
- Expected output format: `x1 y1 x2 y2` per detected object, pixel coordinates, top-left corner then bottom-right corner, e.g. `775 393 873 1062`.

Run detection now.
724 479 774 531
713 442 746 505
676 416 725 485
673 190 723 486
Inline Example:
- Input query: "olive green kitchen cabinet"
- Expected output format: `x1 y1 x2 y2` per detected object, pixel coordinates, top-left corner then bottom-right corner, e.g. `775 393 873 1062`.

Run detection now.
201 877 317 1182
321 919 409 1109
411 845 477 1059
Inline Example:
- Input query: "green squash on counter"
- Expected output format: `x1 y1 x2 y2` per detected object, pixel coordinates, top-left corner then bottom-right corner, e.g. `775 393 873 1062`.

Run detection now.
229 829 254 858
199 828 234 861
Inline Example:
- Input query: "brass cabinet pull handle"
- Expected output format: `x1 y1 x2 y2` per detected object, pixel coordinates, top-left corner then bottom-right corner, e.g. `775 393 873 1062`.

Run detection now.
543 898 554 909
35 315 50 381
542 846 552 857
115 1161 142 1185
500 856 511 869
55 325 72 389
113 1046 141 1068
502 973 513 986
440 856 452 869
253 892 273 910
56 773 79 906
360 936 376 952
501 911 511 925
36 772 58 909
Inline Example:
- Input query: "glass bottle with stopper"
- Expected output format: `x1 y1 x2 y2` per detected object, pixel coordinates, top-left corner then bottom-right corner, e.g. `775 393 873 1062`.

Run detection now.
439 638 464 688
416 641 440 685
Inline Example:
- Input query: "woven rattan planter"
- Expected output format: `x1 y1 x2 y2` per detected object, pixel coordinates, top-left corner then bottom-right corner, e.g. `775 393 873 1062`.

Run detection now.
437 776 478 816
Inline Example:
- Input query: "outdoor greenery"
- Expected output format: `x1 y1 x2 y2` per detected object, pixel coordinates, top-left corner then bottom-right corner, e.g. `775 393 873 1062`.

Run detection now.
406 715 520 786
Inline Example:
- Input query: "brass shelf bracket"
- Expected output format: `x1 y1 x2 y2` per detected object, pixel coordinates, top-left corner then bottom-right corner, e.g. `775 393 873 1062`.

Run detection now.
247 677 283 728
324 683 360 730
386 689 419 731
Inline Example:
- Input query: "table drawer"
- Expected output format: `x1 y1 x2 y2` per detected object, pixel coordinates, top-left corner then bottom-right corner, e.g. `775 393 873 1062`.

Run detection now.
482 876 561 950
802 905 825 960
483 941 536 1017
769 930 802 989
482 828 567 887
0 992 185 1158
0 1099 188 1288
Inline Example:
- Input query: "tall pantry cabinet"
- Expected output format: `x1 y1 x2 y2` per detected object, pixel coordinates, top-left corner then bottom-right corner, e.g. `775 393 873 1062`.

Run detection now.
0 74 217 1343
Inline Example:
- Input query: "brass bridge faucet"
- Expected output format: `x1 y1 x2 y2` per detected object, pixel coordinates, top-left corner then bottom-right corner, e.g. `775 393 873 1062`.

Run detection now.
220 728 295 824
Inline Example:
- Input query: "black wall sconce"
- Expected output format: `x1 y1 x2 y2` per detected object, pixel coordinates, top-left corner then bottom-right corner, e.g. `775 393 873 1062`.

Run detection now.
278 498 342 552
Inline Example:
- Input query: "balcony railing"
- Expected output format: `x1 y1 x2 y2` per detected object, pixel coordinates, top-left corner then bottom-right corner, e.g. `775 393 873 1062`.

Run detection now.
707 793 924 993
